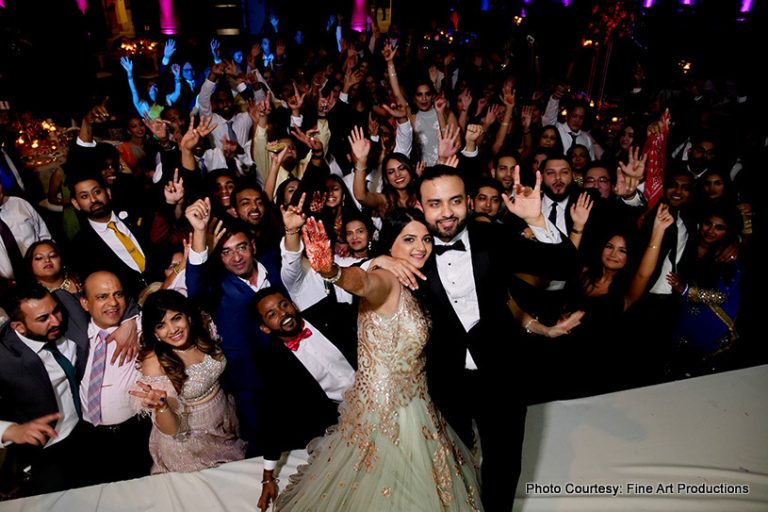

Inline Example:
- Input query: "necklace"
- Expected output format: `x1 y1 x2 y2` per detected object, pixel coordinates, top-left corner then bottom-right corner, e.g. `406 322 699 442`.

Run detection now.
172 344 195 353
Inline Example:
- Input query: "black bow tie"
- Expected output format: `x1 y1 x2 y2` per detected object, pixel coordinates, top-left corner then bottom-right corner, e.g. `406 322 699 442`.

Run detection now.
434 240 466 255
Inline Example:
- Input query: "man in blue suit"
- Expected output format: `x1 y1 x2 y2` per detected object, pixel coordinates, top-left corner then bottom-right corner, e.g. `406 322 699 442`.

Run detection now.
184 198 284 456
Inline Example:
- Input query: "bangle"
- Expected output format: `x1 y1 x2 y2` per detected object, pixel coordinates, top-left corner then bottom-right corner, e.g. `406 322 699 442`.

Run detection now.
322 264 342 284
155 405 169 414
261 478 280 485
285 228 301 236
571 228 583 234
355 166 367 172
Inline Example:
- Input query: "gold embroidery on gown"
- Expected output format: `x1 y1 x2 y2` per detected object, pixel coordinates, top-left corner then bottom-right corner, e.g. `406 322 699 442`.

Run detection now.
276 287 482 511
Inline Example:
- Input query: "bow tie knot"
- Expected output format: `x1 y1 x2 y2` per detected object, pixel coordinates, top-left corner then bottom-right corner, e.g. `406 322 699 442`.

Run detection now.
434 239 466 255
285 327 312 351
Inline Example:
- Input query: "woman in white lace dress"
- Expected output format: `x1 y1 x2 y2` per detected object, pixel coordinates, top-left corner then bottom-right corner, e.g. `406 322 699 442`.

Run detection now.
130 290 246 473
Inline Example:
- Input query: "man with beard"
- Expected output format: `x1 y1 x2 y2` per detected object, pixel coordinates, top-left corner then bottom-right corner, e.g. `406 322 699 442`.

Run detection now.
184 198 285 457
231 181 282 251
490 152 518 198
539 154 579 237
0 283 91 495
417 165 576 512
252 287 356 510
685 133 718 179
69 173 158 300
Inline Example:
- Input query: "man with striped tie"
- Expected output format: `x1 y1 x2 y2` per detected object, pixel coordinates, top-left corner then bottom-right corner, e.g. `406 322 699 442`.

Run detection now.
78 271 152 483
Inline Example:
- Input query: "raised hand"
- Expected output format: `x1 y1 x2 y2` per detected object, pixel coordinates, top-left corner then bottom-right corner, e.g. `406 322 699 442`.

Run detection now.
437 123 460 162
292 126 323 152
317 88 336 116
143 114 170 141
500 86 516 109
381 40 397 62
309 190 326 213
474 97 488 118
520 105 534 131
618 146 647 180
381 102 407 120
502 166 545 226
164 168 185 205
129 382 169 411
458 89 472 114
444 154 459 168
248 94 272 125
85 97 111 125
286 81 307 113
185 198 212 232
181 114 217 151
343 69 363 91
210 38 221 63
415 160 426 176
569 191 593 229
465 123 484 145
207 216 226 254
368 112 380 138
434 94 448 115
653 203 674 233
163 39 177 61
170 63 181 79
120 56 133 75
348 126 371 166
483 104 501 126
281 192 307 231
302 217 334 275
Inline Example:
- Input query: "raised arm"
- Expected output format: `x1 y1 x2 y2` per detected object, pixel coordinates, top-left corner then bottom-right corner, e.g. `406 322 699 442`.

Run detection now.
349 126 387 211
625 204 674 309
120 57 148 118
383 41 409 117
165 64 182 106
568 191 593 249
303 217 394 308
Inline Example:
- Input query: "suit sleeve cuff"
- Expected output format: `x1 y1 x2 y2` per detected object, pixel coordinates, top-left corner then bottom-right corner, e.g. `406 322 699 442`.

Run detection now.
530 221 562 244
188 247 209 265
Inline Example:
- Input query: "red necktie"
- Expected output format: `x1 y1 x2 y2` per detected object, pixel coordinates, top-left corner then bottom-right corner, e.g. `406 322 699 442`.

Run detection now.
284 328 312 351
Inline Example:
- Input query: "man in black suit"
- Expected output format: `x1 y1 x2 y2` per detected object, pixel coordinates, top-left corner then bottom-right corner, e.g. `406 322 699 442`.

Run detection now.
0 283 91 495
69 172 159 299
418 165 577 512
252 287 356 512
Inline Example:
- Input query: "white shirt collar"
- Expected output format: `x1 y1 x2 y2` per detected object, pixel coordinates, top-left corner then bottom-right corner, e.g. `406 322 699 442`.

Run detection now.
15 330 63 354
88 211 119 234
87 320 118 339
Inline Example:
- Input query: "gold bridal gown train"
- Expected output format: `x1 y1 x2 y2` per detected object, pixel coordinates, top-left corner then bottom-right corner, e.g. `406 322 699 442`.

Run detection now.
276 287 483 511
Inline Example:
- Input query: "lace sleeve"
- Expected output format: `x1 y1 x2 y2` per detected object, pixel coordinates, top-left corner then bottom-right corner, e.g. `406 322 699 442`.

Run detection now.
130 374 188 439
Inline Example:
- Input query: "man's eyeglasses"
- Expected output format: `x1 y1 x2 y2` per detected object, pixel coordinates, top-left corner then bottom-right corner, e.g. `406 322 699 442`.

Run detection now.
221 243 251 258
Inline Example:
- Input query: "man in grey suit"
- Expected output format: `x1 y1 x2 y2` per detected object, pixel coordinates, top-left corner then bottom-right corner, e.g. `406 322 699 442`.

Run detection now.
0 282 91 495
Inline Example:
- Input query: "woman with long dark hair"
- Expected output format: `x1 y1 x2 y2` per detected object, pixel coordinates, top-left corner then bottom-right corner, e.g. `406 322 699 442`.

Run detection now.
25 239 81 295
130 290 246 473
666 205 744 376
262 208 482 511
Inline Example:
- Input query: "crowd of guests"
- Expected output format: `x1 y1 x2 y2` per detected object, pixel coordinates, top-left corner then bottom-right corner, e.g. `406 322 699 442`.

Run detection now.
0 5 762 510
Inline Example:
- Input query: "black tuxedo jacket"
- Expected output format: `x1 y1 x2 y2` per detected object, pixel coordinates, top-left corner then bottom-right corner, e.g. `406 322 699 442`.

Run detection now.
70 213 160 299
640 202 696 290
0 290 89 468
422 222 577 411
261 315 357 462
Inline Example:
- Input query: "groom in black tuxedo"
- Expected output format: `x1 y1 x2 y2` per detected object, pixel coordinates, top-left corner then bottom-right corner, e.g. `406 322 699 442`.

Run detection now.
418 165 577 512
252 287 357 511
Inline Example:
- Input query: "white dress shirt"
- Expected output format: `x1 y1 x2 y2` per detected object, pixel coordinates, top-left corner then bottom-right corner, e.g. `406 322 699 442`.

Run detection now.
542 96 595 158
87 212 146 273
188 247 271 292
650 213 688 295
0 195 53 279
280 238 365 310
79 322 141 426
434 228 480 370
541 195 570 236
0 333 79 448
198 79 254 149
291 319 355 403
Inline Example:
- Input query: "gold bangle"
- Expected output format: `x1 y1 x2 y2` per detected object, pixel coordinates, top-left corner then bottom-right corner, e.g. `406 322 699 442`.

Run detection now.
285 228 301 236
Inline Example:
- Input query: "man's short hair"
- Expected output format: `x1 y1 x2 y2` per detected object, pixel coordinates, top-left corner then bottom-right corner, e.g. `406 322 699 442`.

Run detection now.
1 281 51 323
251 286 286 323
417 165 466 201
471 177 504 197
539 154 570 173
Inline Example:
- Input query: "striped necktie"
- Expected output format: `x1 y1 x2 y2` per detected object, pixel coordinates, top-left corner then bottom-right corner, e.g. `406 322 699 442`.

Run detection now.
83 330 108 425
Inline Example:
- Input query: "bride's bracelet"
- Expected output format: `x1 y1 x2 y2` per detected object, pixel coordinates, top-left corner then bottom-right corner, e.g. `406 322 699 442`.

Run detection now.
322 264 342 284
